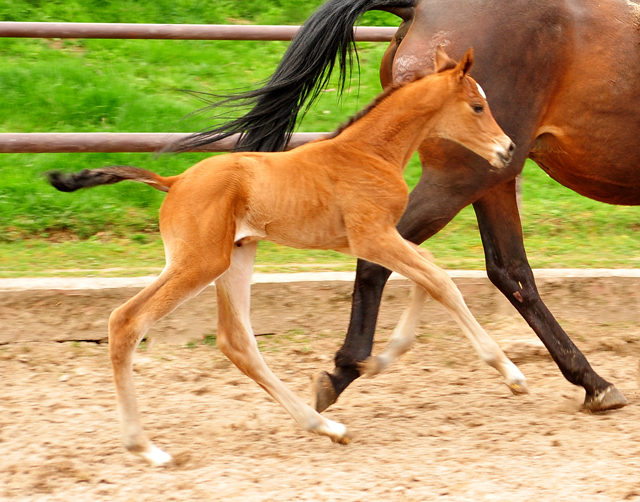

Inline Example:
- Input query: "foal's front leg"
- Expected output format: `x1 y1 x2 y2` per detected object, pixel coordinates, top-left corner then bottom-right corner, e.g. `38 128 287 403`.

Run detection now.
215 240 352 444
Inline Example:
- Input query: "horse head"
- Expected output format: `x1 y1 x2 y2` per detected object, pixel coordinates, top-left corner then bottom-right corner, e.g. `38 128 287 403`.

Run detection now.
428 46 515 169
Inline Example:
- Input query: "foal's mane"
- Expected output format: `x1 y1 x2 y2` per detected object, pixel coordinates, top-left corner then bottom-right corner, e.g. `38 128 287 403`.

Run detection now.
325 73 424 141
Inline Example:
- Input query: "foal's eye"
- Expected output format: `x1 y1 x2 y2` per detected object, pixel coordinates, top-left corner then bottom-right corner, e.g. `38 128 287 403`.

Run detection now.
472 105 484 114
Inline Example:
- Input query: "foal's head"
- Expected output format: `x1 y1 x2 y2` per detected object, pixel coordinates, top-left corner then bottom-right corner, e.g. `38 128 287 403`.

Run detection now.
427 47 515 169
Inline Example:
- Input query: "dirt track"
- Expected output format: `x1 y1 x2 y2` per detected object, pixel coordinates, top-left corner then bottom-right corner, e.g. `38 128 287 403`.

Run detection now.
2 275 640 501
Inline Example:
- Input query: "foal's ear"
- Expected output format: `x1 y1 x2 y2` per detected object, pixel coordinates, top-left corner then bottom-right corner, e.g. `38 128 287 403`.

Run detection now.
454 47 474 80
434 45 457 73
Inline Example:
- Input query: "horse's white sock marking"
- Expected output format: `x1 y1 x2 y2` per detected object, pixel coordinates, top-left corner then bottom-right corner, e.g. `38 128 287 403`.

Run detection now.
138 444 172 467
316 417 350 443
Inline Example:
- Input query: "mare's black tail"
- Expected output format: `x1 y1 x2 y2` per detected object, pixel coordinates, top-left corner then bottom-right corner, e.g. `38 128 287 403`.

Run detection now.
168 0 415 154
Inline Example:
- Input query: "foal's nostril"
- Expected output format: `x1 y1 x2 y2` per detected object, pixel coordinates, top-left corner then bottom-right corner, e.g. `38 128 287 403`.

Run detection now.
498 150 513 166
508 142 516 155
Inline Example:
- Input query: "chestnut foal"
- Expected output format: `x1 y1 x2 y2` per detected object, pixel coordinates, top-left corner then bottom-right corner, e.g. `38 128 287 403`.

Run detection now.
48 48 523 466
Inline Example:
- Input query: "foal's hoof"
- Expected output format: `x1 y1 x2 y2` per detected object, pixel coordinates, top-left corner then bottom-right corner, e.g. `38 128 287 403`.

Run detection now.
321 418 353 445
335 431 353 446
137 444 173 467
508 380 529 396
311 371 338 413
584 385 628 412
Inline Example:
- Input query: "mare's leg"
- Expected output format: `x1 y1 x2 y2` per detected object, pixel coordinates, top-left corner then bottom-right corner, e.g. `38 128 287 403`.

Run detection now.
349 229 527 394
215 240 352 444
473 180 627 410
110 257 225 466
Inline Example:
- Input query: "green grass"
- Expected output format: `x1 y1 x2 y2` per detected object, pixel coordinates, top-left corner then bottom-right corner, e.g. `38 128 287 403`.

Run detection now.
1 1 640 277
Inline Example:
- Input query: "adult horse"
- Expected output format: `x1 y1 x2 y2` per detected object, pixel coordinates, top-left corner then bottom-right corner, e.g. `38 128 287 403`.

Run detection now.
172 0 639 412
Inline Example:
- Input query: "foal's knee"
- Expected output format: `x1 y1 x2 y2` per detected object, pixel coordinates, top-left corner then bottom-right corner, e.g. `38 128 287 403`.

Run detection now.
423 267 459 305
215 331 232 357
108 305 145 363
215 330 246 360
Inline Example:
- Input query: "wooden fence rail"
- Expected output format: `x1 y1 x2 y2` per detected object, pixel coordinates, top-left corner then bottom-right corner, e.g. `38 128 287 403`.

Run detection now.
0 22 396 41
0 132 329 153
0 22 395 153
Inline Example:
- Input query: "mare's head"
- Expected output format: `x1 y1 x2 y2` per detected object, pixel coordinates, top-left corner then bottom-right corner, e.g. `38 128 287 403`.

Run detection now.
426 47 515 169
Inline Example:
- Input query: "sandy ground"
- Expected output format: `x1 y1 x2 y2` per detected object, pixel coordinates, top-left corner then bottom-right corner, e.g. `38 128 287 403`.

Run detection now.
2 277 640 501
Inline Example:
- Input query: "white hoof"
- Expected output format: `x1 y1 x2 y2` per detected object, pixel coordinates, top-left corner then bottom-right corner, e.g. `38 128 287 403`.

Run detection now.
317 418 352 445
505 365 529 395
507 377 529 395
137 444 173 467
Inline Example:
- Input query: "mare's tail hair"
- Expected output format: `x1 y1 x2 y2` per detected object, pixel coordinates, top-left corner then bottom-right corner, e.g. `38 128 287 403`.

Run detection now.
46 166 178 193
168 0 416 154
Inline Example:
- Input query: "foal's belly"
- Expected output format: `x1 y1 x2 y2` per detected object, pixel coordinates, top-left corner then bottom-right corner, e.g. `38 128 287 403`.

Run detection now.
240 207 351 253
267 232 351 253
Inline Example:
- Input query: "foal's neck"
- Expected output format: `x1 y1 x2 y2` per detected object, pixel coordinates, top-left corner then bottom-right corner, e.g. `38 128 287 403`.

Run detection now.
336 76 447 170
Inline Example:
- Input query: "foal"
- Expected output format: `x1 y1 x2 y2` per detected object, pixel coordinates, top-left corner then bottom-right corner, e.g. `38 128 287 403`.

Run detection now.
48 47 523 466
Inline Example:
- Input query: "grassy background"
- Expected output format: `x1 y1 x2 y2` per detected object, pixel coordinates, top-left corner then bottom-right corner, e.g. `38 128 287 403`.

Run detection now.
1 1 640 277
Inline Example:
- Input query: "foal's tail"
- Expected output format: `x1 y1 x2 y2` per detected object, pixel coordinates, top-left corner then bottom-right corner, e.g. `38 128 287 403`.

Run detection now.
46 166 179 193
168 0 416 154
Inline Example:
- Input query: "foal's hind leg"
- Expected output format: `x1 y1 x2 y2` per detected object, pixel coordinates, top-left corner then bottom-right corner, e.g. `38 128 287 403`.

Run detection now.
109 259 225 466
360 283 427 377
360 247 432 377
351 228 527 395
215 240 352 444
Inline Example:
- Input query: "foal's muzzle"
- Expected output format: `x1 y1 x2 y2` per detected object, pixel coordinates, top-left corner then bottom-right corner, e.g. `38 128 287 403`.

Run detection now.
492 138 516 169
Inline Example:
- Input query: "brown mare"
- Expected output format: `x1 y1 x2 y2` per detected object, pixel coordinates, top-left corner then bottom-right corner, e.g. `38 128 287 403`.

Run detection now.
48 49 519 466
172 0 637 413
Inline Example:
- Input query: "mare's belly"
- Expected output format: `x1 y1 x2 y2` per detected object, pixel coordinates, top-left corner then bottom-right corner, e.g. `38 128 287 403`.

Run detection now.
530 126 640 206
529 0 640 205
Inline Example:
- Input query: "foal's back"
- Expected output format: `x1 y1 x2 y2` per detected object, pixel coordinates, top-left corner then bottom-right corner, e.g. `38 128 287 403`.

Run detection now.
163 134 408 253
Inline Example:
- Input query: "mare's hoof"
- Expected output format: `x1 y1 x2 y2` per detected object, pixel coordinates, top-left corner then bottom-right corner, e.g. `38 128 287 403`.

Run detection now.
358 356 384 378
584 385 628 412
311 371 337 413
508 380 529 396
